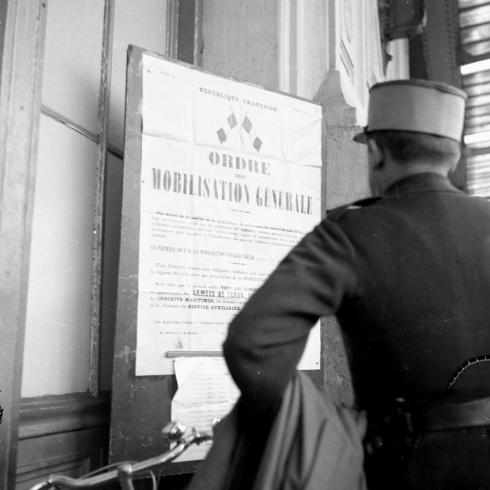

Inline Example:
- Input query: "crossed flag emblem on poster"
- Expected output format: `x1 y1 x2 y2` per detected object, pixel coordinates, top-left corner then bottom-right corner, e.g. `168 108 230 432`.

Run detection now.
216 111 263 152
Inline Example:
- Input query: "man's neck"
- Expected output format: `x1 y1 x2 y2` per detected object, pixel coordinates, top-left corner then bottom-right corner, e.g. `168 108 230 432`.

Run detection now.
380 160 452 194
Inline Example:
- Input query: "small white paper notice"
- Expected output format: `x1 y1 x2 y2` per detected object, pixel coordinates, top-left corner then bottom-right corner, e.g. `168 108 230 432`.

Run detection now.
171 357 240 462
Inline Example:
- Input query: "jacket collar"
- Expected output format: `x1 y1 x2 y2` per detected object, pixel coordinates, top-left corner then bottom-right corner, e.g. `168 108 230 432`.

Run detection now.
383 172 461 197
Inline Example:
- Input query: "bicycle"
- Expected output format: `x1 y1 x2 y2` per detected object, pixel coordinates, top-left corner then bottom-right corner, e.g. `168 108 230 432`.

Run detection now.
29 421 213 490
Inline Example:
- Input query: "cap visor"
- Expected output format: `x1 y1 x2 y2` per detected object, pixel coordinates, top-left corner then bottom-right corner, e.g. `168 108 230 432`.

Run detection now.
353 131 367 144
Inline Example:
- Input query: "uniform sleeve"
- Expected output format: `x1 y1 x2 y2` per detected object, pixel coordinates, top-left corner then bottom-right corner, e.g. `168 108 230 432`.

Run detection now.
223 217 358 419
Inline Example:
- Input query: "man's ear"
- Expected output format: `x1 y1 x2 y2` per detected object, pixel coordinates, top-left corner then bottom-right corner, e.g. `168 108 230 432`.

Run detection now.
448 145 463 174
367 139 383 168
448 158 459 175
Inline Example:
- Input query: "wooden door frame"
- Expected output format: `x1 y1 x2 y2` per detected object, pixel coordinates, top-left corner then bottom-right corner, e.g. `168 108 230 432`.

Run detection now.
0 1 46 487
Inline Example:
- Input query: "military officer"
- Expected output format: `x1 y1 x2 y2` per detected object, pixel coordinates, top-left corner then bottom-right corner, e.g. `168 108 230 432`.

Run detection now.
224 79 490 489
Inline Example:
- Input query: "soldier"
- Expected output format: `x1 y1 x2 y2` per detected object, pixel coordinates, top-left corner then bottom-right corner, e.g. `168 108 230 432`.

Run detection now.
224 79 490 488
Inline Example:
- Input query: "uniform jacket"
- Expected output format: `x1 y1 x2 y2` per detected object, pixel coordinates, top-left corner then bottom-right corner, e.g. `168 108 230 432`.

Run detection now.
224 172 490 488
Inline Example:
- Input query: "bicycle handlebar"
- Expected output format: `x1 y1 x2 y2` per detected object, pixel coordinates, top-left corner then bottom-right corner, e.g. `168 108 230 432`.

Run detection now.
29 423 213 490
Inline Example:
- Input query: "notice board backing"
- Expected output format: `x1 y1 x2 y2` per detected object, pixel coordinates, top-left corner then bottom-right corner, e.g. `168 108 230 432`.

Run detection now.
109 45 323 476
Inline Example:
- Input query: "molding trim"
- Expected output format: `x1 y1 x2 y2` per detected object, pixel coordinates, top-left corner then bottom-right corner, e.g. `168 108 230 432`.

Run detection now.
40 105 99 143
19 393 110 440
0 1 47 487
278 0 292 93
17 458 92 485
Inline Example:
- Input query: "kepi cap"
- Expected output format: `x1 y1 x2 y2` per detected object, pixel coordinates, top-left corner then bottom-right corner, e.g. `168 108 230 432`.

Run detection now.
354 79 467 143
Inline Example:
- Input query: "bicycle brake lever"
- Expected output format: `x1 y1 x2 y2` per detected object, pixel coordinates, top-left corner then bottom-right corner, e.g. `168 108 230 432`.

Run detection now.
161 421 187 442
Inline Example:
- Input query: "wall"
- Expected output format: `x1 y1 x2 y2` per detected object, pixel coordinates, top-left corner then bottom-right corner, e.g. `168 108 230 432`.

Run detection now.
201 0 280 89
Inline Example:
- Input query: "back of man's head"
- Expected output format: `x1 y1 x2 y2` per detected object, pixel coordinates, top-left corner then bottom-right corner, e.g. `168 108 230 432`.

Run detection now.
368 130 462 166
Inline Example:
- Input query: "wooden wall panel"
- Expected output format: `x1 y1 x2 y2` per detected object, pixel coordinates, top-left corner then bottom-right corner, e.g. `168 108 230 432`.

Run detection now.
16 394 110 490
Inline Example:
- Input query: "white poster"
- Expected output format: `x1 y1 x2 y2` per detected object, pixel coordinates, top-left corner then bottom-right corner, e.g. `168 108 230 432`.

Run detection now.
136 53 322 375
171 357 240 462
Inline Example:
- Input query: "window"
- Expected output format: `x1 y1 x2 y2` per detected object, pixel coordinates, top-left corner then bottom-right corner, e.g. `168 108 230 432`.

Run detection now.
22 0 198 396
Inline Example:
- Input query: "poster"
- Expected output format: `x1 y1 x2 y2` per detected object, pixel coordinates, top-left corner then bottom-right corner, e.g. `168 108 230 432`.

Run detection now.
171 357 240 462
136 54 322 375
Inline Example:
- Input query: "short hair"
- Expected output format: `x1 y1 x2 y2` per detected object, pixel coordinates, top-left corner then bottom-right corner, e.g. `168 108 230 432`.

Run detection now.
367 131 461 165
